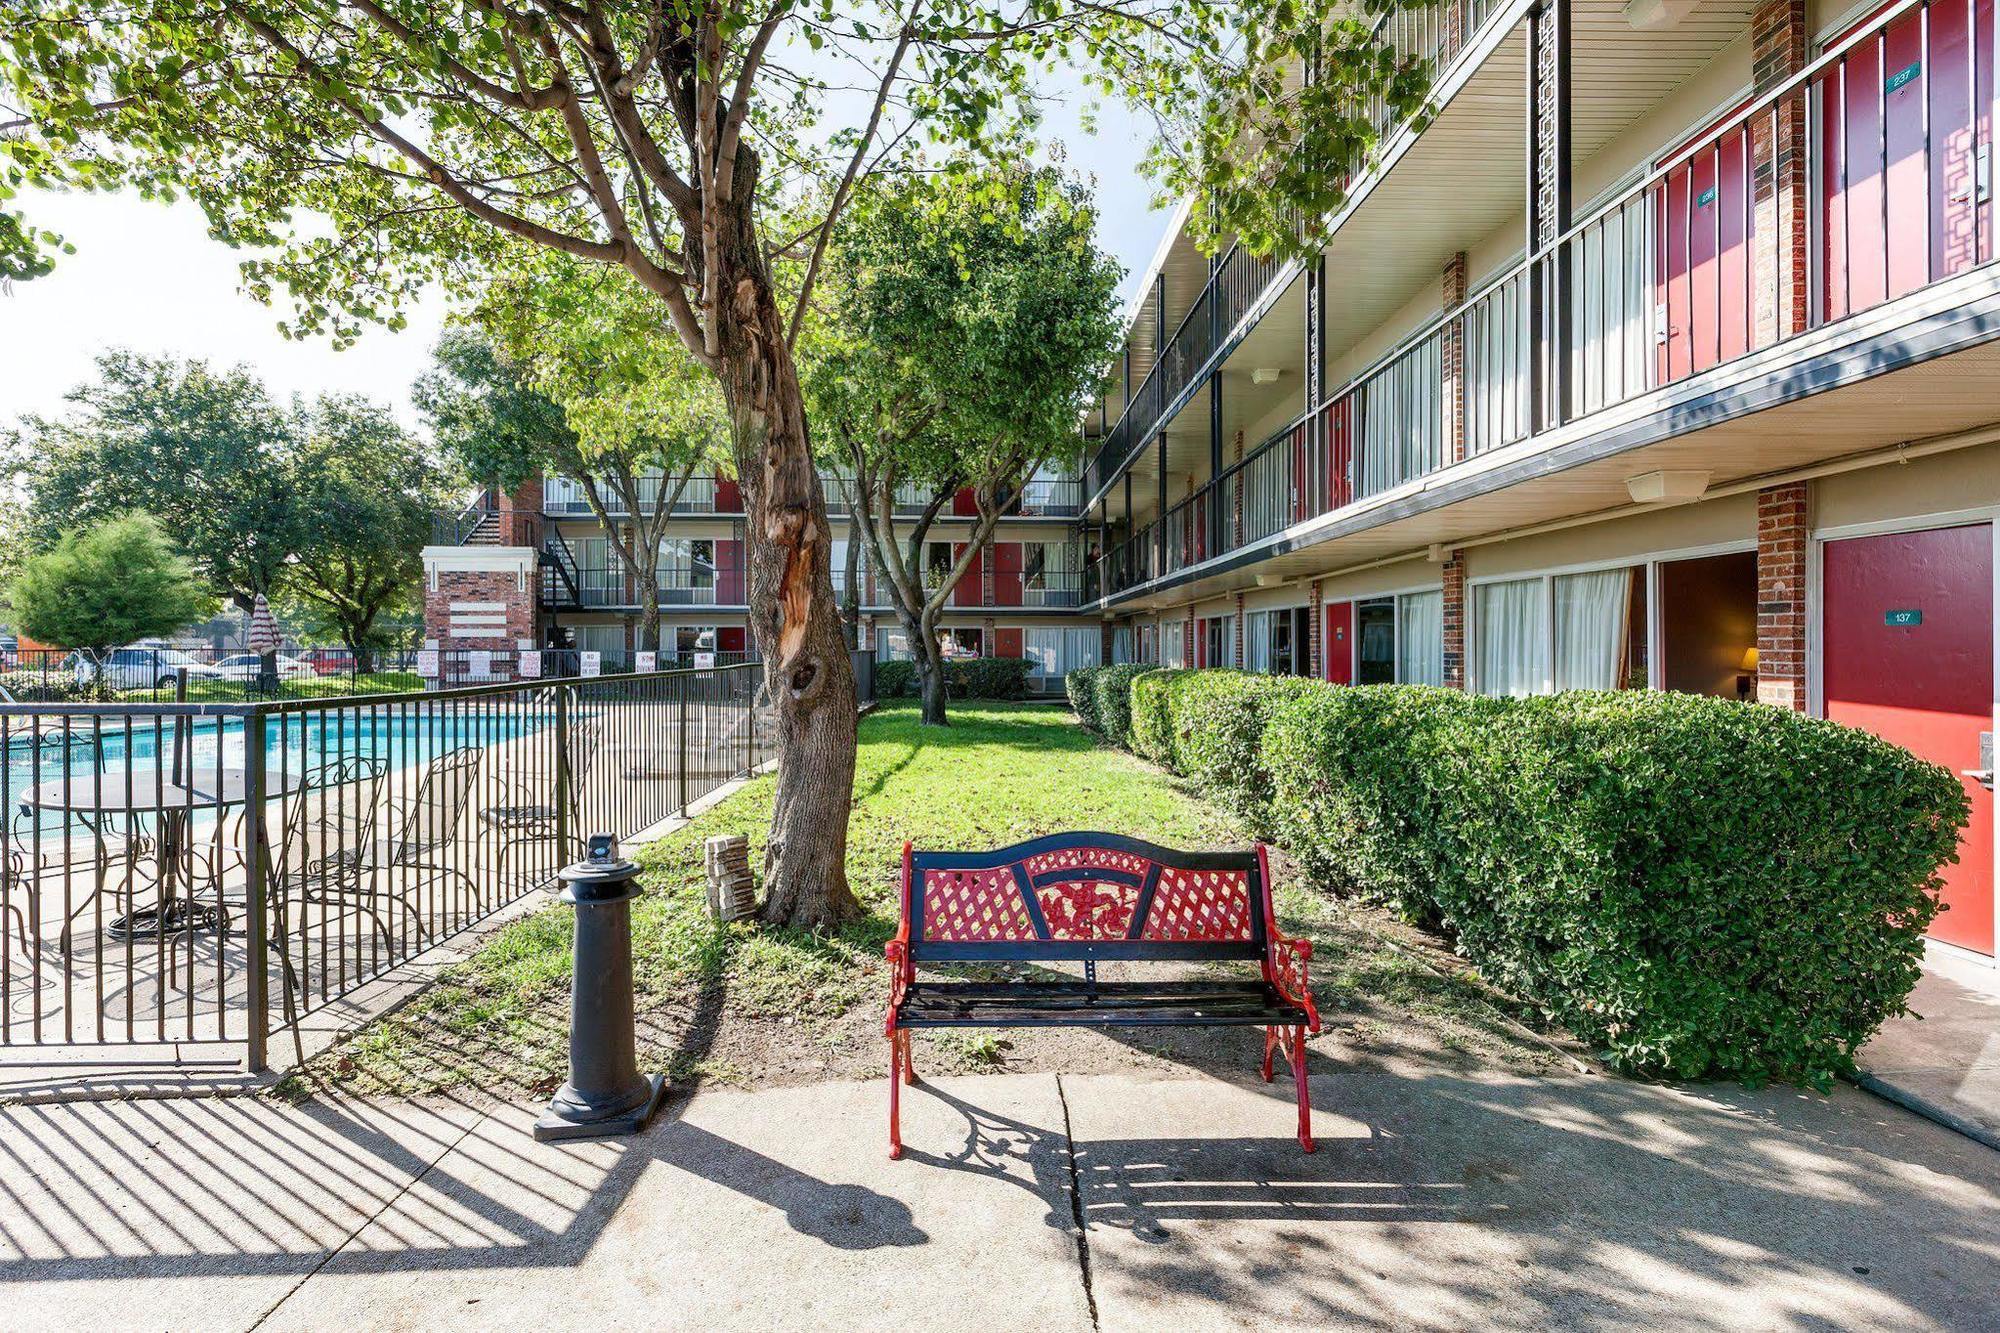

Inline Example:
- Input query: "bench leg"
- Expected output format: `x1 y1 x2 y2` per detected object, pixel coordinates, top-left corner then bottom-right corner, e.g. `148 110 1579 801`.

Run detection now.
1290 1025 1314 1154
1261 1026 1277 1083
901 1029 919 1086
888 1031 904 1160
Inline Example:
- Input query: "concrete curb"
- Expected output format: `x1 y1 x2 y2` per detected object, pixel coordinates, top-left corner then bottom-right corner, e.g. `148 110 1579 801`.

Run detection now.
1854 1071 2000 1155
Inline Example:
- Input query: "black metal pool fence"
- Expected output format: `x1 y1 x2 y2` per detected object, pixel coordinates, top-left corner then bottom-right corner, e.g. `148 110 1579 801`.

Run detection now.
0 662 788 1069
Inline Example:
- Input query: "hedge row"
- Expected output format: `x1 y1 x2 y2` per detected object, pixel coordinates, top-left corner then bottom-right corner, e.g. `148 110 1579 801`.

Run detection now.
1065 665 1969 1087
875 655 1032 701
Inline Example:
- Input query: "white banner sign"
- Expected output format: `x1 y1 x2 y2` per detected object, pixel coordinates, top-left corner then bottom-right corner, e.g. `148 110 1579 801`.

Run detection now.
519 649 542 678
635 650 656 673
416 650 439 678
468 649 493 679
580 651 602 677
693 651 716 670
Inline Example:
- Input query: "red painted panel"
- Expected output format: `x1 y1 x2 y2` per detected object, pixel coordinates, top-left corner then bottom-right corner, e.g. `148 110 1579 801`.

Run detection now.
1323 396 1354 512
1819 1 1994 318
715 476 743 512
992 541 1023 606
995 627 1023 659
1823 523 1994 956
953 487 978 516
718 625 747 652
1655 105 1754 384
1324 601 1354 685
717 539 745 603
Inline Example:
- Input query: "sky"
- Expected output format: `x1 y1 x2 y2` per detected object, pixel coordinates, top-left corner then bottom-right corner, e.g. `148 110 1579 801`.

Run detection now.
0 80 1174 434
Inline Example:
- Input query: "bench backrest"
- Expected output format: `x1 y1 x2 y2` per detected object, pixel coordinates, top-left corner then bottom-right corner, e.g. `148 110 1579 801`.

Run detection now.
902 832 1274 963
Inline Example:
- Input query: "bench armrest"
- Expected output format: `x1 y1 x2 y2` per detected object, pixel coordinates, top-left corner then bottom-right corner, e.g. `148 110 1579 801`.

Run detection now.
1268 933 1321 1033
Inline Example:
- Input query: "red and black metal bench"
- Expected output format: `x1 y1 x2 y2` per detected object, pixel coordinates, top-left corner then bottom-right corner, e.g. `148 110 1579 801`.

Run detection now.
883 832 1321 1158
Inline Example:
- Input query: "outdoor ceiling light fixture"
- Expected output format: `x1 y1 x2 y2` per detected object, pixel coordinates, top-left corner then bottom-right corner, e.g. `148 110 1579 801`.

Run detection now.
1251 367 1282 385
1622 0 1700 30
1625 469 1712 504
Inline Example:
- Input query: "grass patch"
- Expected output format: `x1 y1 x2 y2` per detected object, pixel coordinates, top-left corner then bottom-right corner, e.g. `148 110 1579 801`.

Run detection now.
295 700 1561 1099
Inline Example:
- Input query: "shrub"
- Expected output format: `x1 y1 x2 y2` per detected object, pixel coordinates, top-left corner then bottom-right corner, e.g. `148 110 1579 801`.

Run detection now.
1127 668 1186 764
1065 665 1102 730
874 660 917 698
0 668 88 702
1091 663 1157 749
948 655 1031 701
1162 670 1322 829
1112 672 1969 1087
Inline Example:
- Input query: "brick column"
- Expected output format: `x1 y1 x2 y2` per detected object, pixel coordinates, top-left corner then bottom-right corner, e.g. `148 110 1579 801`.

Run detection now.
1100 619 1115 664
1234 593 1247 669
422 546 540 678
1307 580 1325 679
1441 253 1469 464
1183 607 1196 670
500 475 543 548
1756 483 1809 710
1441 551 1467 690
1751 0 1809 348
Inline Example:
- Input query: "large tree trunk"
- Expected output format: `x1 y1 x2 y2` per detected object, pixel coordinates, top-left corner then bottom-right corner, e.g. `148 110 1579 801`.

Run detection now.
716 228 860 930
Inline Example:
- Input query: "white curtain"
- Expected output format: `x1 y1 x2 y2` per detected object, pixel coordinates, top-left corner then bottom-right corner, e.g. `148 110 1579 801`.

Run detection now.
1396 591 1444 686
1475 579 1547 696
1553 569 1632 691
1024 628 1060 679
1159 620 1186 669
1244 610 1273 674
875 627 913 662
1063 626 1101 671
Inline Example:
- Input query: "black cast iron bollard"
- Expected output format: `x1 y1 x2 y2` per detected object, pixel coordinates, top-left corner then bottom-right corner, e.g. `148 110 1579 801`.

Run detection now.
533 834 667 1142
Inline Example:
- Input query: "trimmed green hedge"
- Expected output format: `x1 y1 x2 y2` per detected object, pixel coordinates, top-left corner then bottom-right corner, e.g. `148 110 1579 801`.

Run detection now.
1065 665 1102 731
874 656 1032 701
1091 663 1157 748
1072 666 1969 1087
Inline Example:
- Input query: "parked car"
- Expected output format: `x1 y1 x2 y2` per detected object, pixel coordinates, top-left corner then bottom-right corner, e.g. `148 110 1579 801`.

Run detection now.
71 647 225 691
213 653 312 683
299 647 357 676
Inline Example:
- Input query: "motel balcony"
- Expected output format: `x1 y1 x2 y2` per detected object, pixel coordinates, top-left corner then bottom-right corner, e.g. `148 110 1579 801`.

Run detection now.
1082 0 2000 613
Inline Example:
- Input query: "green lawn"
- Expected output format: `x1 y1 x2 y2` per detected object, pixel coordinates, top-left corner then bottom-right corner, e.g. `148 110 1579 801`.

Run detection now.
300 701 1562 1099
118 671 423 703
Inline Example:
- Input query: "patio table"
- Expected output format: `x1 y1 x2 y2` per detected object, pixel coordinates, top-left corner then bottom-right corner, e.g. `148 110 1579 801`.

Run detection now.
19 767 305 940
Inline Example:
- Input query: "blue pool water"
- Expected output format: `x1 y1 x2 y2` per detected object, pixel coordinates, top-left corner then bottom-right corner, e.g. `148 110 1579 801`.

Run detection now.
2 709 553 833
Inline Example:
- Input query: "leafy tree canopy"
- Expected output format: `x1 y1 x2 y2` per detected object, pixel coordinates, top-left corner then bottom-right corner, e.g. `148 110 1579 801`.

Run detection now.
9 511 214 658
9 350 301 613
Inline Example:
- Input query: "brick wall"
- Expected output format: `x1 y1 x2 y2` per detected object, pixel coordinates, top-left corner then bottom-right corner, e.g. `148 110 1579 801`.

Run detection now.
1307 580 1325 678
500 476 543 548
1441 551 1467 690
1751 0 1808 348
1441 253 1469 464
1234 593 1247 669
1756 483 1809 710
424 567 538 649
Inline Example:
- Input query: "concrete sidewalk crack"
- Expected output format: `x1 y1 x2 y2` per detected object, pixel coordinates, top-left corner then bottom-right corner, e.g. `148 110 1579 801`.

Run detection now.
1054 1074 1100 1331
243 1104 492 1331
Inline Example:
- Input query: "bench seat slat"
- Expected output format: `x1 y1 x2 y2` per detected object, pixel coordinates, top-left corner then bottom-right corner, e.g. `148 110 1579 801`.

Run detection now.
897 980 1308 1028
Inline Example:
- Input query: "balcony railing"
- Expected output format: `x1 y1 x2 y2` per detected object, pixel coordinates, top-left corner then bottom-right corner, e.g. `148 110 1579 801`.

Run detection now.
1087 243 1293 503
1087 0 1992 603
543 474 731 517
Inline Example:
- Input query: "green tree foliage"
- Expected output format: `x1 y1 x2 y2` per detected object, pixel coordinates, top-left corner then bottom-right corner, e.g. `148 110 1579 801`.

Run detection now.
9 352 442 655
0 0 1431 926
9 512 213 667
414 304 729 652
807 162 1119 725
286 395 447 666
12 351 299 613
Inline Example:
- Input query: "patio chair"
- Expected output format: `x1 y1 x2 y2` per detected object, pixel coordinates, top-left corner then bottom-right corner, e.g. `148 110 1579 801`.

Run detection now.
481 715 600 888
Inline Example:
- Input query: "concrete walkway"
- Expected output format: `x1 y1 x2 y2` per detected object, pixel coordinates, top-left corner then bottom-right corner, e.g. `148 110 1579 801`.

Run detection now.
1860 951 2000 1151
3 1059 1998 1331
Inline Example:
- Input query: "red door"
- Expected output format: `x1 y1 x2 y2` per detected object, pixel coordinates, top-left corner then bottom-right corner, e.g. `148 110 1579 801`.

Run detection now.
992 542 1023 606
715 476 743 512
1819 0 1995 321
1323 396 1354 512
1324 601 1354 684
1823 523 1995 955
1655 105 1755 384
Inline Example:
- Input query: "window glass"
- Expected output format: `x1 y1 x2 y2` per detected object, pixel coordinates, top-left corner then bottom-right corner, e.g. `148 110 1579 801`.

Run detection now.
1553 568 1640 690
1476 579 1548 696
1396 591 1444 685
1355 598 1396 684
